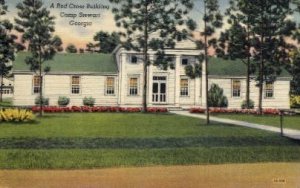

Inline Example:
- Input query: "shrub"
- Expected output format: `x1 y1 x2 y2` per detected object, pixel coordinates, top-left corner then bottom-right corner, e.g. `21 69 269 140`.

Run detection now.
208 84 228 108
0 109 35 122
147 107 168 113
290 95 300 108
189 108 205 114
35 96 49 106
241 99 255 109
83 97 95 107
58 96 70 106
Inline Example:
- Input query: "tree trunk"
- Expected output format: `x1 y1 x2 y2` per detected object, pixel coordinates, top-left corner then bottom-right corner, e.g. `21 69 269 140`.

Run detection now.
246 21 251 109
0 75 3 103
39 50 43 117
142 2 149 113
246 57 250 108
258 34 264 115
204 2 210 124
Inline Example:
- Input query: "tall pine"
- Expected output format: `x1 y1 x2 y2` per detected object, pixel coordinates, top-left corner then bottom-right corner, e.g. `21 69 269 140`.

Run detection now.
15 0 62 116
216 0 255 109
109 0 196 112
0 0 16 102
190 0 222 124
250 0 296 113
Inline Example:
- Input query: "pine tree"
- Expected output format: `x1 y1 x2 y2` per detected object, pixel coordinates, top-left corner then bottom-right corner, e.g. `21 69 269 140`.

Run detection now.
109 0 196 112
0 0 16 102
93 31 120 53
191 0 223 124
15 0 62 116
249 0 297 114
216 0 255 109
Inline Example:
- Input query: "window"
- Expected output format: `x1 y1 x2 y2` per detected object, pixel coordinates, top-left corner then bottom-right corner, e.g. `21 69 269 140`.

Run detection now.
106 77 115 95
232 80 241 97
265 82 274 98
1 89 10 95
180 78 189 96
33 76 41 94
131 55 138 64
71 76 80 94
129 77 138 96
181 58 189 66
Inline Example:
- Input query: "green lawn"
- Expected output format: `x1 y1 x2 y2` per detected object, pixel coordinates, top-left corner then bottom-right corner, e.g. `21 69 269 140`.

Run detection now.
0 113 299 169
214 114 300 130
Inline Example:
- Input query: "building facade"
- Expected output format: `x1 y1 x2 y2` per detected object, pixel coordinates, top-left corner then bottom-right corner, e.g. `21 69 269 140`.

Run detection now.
12 39 291 109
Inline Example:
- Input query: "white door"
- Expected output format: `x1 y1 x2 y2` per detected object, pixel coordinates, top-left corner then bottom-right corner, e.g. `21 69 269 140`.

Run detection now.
152 76 167 103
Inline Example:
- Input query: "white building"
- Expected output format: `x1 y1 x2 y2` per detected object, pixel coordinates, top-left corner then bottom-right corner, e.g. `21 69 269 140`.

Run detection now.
0 77 13 99
12 39 291 109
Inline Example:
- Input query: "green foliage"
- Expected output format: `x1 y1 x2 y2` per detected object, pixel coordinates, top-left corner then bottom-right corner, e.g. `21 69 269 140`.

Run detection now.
86 42 95 53
15 0 62 116
0 108 35 122
185 64 202 79
288 49 300 95
290 95 300 108
0 0 15 101
66 44 78 53
35 96 49 106
93 31 120 53
241 99 255 109
208 84 228 108
83 97 95 107
57 96 70 107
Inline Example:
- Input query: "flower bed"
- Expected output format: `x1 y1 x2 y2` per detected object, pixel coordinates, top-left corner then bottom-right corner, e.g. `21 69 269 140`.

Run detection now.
31 106 168 113
189 108 281 115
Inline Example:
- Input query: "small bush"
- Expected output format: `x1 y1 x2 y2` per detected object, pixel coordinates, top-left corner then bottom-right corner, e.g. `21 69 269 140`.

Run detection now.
290 95 300 108
208 84 228 108
241 99 255 109
83 97 95 107
0 109 35 122
58 96 70 106
35 96 49 106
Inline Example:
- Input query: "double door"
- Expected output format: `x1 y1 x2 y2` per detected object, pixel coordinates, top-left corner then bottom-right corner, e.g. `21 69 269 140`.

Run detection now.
152 76 167 103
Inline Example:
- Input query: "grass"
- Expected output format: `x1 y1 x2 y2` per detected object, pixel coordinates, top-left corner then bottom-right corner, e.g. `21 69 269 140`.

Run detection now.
214 114 300 130
0 113 299 169
0 113 275 138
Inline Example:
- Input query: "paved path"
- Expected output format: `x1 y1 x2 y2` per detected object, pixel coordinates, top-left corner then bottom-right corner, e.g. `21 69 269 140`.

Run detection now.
172 111 300 140
0 163 299 188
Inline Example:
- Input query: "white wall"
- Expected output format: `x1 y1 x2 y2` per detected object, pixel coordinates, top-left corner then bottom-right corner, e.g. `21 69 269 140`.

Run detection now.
13 74 118 106
208 78 290 109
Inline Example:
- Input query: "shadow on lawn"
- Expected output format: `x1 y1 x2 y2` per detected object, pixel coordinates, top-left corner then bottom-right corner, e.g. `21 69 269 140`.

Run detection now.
0 136 299 149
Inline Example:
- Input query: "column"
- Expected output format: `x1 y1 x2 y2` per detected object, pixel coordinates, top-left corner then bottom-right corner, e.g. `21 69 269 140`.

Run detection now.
174 55 181 107
201 58 207 107
147 55 154 106
118 53 127 106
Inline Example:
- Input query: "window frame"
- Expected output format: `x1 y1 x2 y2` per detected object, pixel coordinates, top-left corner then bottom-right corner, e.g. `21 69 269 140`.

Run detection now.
232 79 241 98
181 58 189 66
71 75 81 95
128 76 139 96
130 55 138 64
105 77 115 96
33 75 41 94
180 77 189 97
265 82 274 99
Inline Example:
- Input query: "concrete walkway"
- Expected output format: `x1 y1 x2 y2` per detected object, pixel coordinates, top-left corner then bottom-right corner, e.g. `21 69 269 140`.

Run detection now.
172 111 300 140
